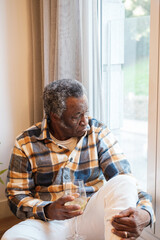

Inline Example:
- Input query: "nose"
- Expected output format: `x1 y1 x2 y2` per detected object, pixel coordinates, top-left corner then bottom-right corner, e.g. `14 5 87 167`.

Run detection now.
79 114 88 127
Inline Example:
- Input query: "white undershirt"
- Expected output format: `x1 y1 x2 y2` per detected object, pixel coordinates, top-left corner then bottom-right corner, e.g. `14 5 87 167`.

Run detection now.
51 134 78 152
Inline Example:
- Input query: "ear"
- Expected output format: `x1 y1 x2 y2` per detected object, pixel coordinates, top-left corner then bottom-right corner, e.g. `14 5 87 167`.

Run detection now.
50 112 60 121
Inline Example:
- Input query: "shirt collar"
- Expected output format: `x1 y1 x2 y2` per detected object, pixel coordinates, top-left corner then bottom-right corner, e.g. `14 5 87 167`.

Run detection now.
37 117 51 140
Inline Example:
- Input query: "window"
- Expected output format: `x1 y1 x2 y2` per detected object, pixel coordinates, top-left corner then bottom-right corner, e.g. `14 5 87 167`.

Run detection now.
101 0 150 190
86 0 160 239
99 0 160 239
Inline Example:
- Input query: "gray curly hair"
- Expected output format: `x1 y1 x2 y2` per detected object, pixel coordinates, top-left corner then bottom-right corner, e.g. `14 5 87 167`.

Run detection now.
43 79 87 118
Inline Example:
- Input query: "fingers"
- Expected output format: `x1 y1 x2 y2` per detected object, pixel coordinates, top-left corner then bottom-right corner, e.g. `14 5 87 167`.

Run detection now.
112 208 137 228
64 203 81 211
58 195 83 216
112 216 135 227
111 209 141 239
59 201 83 219
111 216 139 234
112 218 132 231
63 209 83 219
54 209 82 220
58 195 82 212
45 195 83 220
58 195 75 204
113 207 135 219
111 218 141 239
112 228 137 239
111 220 137 238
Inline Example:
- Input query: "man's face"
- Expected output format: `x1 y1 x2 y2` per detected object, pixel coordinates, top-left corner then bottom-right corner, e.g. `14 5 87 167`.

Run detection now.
54 95 89 139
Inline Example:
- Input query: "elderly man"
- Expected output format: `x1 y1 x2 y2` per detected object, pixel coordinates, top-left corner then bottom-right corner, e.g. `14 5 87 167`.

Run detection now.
3 79 154 240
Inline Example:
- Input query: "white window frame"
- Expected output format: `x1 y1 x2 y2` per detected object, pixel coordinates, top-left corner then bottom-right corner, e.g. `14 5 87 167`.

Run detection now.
141 0 160 239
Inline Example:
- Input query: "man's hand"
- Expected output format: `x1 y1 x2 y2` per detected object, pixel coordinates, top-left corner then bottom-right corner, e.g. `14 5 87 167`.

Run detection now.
44 195 83 220
111 207 151 239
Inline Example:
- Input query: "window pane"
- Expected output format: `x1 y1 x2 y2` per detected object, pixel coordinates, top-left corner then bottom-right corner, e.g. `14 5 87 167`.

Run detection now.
102 0 150 190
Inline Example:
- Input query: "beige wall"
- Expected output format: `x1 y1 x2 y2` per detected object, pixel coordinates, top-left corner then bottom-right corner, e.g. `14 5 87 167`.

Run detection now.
0 0 33 217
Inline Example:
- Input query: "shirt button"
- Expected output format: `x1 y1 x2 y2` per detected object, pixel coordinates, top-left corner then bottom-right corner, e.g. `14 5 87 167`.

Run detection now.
64 175 69 180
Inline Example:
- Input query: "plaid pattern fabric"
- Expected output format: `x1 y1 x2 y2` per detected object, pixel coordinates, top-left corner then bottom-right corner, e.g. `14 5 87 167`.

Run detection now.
6 117 154 222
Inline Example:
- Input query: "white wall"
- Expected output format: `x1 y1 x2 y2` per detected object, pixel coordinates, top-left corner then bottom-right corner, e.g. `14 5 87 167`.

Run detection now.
0 0 33 218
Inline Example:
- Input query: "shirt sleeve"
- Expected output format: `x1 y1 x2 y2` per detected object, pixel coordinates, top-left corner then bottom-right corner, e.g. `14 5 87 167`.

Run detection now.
97 126 131 179
137 191 155 227
97 126 155 226
6 139 52 221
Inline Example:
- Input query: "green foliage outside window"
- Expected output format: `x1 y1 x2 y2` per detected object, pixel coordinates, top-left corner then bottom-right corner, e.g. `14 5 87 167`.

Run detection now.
0 163 7 184
123 0 150 97
122 0 150 18
0 142 7 184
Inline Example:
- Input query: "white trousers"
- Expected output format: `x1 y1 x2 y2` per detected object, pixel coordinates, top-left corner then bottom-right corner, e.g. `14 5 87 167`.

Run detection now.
2 175 138 240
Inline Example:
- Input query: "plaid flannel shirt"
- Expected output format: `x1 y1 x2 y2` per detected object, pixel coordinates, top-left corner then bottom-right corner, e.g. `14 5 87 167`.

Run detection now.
6 117 154 223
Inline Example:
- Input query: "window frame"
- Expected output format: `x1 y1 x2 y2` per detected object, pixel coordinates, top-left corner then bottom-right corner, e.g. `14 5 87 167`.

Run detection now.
141 0 160 239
